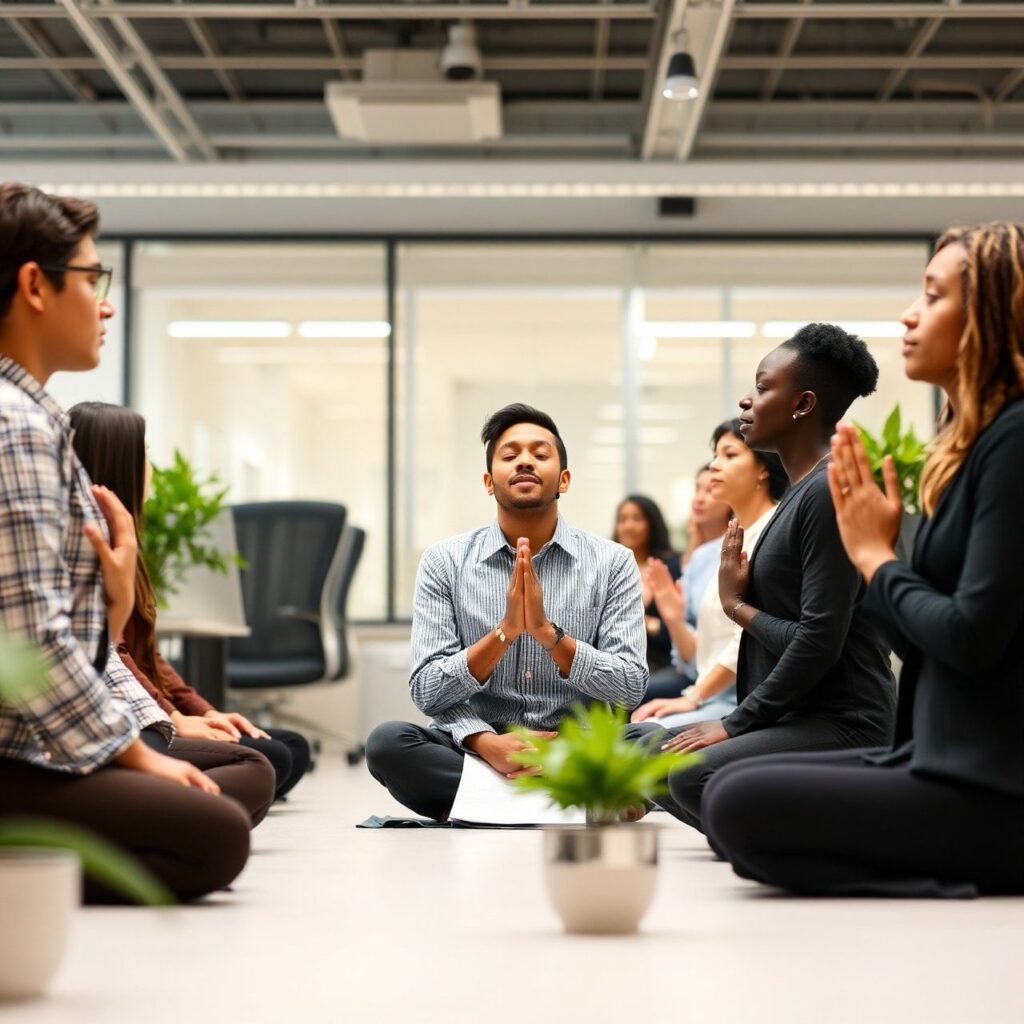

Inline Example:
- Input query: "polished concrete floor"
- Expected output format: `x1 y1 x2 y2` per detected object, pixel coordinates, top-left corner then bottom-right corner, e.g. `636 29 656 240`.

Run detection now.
12 755 1024 1024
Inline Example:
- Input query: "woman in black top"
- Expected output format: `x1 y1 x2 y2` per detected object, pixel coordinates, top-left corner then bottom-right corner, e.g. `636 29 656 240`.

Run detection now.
644 323 897 832
613 494 680 675
703 222 1024 896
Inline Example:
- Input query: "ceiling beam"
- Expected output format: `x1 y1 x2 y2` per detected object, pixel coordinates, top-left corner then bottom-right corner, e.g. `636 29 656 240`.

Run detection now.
590 0 612 101
0 2 658 18
875 13 946 103
994 68 1024 102
52 0 190 160
5 17 98 102
712 99 1024 115
639 0 687 159
721 55 1024 70
759 0 812 102
733 3 1023 18
676 0 736 160
172 0 247 102
698 132 1024 150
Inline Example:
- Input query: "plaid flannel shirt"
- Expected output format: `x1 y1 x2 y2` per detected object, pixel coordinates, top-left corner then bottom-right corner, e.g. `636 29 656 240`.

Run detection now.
0 355 170 773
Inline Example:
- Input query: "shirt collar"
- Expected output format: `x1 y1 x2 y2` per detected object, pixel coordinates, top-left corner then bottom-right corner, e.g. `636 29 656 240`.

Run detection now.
0 355 70 430
478 516 580 564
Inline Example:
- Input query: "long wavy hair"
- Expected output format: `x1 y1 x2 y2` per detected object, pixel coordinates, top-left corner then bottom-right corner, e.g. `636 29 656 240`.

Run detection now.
69 401 163 692
921 223 1024 515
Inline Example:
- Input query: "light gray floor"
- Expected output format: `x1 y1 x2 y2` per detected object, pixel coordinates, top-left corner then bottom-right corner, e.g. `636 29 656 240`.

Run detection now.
12 756 1024 1024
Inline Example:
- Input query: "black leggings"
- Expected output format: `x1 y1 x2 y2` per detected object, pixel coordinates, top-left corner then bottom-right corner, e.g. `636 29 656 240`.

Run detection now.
703 748 1024 897
239 727 311 800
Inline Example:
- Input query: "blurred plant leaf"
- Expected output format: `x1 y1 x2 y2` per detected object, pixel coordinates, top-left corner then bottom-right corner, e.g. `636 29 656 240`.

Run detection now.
855 402 927 515
0 818 175 906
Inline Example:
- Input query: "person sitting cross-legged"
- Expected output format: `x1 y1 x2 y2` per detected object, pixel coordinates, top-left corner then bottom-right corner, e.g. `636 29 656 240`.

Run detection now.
366 402 648 822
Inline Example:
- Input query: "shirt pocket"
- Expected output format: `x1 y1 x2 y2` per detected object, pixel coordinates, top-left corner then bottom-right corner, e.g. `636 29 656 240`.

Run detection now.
559 607 603 646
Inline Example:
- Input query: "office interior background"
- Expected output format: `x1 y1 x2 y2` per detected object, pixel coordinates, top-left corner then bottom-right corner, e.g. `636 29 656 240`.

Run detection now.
4 2 1024 1020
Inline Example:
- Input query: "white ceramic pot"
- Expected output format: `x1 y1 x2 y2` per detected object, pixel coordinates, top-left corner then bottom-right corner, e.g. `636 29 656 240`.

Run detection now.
0 849 79 1001
543 824 658 935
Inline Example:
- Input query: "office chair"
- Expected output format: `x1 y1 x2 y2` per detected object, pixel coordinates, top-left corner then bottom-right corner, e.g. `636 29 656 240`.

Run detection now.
227 501 365 761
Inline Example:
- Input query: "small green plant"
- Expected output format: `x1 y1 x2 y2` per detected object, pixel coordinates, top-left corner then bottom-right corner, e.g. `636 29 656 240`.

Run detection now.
142 449 241 606
855 404 928 515
509 702 695 826
0 631 174 905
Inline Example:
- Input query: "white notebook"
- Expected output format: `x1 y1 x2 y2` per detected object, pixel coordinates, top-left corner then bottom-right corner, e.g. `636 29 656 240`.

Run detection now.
449 753 585 827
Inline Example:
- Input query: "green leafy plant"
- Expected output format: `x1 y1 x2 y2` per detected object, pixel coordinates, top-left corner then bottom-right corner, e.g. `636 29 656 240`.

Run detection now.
855 404 928 515
509 702 695 826
0 631 174 905
142 449 241 606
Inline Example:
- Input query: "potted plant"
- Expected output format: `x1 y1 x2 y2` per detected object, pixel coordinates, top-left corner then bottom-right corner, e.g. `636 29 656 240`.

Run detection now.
0 632 173 1002
856 403 928 562
511 702 693 935
142 449 241 607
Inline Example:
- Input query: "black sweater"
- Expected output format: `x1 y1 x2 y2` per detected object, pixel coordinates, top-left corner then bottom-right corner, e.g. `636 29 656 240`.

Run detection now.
865 398 1024 798
724 461 896 739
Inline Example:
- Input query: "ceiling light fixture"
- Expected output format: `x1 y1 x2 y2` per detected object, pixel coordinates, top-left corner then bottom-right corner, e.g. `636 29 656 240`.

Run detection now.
662 31 699 101
297 321 392 338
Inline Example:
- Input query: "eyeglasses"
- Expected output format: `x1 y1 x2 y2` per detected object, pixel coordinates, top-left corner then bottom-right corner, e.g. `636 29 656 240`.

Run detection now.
39 263 114 302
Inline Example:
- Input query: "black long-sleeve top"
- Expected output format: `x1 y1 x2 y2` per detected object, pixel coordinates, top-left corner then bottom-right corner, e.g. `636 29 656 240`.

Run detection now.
865 398 1024 798
724 461 896 739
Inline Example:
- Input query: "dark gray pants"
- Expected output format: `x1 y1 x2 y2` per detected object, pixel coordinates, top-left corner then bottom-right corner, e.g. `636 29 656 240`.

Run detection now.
365 721 465 821
630 712 887 834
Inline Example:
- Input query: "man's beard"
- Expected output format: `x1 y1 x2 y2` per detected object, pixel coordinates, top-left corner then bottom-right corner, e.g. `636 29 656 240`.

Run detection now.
494 485 557 511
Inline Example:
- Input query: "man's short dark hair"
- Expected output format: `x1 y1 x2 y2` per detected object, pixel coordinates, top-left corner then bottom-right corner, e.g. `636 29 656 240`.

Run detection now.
0 183 100 320
481 403 568 472
782 322 879 429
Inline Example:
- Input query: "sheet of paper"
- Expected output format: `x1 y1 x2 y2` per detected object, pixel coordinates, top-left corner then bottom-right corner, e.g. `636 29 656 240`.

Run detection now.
449 753 585 827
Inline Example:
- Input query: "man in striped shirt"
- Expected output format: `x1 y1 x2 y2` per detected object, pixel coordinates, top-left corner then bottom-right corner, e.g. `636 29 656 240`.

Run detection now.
367 403 648 821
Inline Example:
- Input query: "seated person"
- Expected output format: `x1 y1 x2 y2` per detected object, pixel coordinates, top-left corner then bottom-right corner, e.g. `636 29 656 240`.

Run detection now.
635 324 897 833
69 400 310 803
641 466 730 700
366 402 647 821
632 418 786 730
613 494 680 674
0 182 251 902
705 222 1024 897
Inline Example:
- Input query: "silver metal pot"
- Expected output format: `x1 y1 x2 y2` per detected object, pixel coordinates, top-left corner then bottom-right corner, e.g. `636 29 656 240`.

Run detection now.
542 824 658 935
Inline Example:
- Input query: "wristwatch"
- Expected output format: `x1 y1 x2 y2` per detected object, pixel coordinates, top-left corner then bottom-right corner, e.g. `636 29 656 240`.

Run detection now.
543 623 566 652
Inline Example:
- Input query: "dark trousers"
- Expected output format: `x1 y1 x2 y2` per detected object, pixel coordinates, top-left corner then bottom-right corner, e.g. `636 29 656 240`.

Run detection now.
239 728 311 800
141 730 275 827
703 748 1024 897
0 756 252 904
365 721 464 821
631 712 886 833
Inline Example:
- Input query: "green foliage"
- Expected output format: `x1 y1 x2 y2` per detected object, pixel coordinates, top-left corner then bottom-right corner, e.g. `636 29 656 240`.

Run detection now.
509 703 696 825
0 819 174 906
0 631 175 905
855 404 928 515
141 450 240 607
0 631 50 704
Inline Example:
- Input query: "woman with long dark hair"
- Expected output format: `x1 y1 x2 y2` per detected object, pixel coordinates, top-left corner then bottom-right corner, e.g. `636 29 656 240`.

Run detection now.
613 494 679 675
642 323 897 832
704 224 1024 896
631 419 787 730
70 402 311 802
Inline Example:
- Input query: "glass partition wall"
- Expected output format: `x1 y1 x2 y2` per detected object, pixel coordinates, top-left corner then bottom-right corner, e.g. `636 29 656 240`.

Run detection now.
117 237 933 621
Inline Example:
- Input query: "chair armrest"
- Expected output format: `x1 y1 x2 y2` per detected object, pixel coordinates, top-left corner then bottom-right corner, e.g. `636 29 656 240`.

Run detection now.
277 605 322 625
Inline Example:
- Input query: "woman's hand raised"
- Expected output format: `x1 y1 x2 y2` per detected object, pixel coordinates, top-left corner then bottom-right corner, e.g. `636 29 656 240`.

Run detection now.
828 424 901 584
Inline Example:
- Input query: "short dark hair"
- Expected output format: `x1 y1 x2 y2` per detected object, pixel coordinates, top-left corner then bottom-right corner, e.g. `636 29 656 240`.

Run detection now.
713 418 789 502
0 183 100 320
613 494 676 560
782 323 879 429
481 403 567 472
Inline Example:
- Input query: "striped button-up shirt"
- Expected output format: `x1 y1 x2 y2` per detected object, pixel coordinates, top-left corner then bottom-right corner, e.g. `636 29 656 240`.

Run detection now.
410 517 647 746
0 356 169 773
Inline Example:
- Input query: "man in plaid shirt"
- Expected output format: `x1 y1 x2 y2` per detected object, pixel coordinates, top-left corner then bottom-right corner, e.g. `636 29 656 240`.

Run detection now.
0 182 252 902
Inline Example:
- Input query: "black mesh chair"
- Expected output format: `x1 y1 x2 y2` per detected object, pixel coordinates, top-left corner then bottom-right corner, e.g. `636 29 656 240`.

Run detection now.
227 501 365 759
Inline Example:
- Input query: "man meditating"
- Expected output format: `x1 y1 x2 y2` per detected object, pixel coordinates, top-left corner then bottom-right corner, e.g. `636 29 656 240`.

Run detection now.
366 403 647 821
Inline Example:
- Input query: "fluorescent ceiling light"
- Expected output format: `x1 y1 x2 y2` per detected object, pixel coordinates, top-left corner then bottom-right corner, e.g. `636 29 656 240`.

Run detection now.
298 320 392 338
168 320 291 338
640 320 756 338
762 320 905 339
